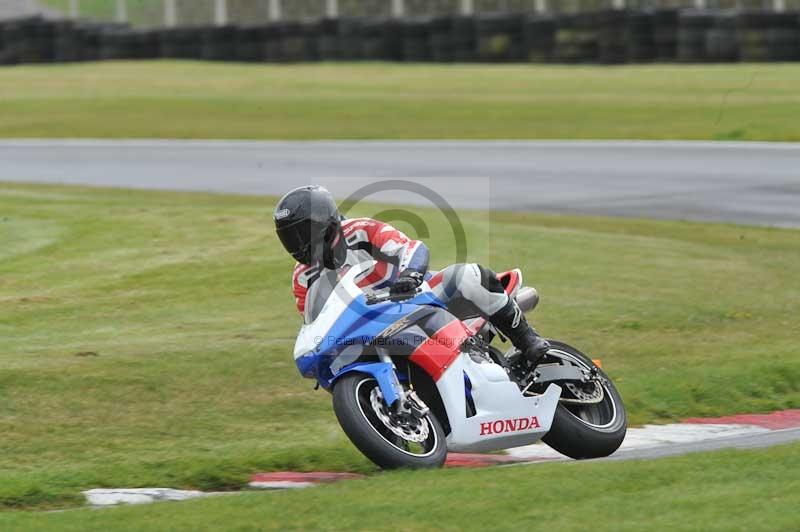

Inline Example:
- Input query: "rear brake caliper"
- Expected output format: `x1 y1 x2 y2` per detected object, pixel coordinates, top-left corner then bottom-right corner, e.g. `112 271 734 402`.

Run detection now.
561 367 606 404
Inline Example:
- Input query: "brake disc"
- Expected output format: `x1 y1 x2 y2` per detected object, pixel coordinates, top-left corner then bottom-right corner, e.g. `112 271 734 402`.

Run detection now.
369 388 429 443
561 381 605 405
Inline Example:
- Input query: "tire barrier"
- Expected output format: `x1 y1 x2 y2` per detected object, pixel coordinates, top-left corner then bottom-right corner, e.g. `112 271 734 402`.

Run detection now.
678 10 718 62
737 11 800 62
707 13 739 63
2 10 799 67
524 15 556 63
337 17 363 60
429 16 456 62
653 8 679 62
235 26 269 62
362 18 402 61
626 10 655 63
597 10 630 64
402 18 433 62
0 17 54 64
475 14 526 62
451 16 477 63
555 12 601 64
316 18 341 61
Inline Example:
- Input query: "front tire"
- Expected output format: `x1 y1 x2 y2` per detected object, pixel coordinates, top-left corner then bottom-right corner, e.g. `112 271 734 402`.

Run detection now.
541 341 627 459
332 373 447 469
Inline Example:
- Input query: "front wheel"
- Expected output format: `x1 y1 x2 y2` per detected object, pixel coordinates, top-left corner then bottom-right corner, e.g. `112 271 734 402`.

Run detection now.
332 373 447 469
541 341 627 459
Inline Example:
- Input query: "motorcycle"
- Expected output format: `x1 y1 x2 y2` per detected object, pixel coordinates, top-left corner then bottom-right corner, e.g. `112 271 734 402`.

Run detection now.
293 262 627 469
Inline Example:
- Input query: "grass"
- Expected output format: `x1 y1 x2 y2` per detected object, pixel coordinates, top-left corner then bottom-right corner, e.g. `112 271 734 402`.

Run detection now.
2 443 799 530
1 183 799 511
1 61 800 140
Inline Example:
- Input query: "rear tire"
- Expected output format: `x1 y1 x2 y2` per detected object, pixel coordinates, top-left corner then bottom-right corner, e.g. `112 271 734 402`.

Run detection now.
542 341 627 459
333 373 447 470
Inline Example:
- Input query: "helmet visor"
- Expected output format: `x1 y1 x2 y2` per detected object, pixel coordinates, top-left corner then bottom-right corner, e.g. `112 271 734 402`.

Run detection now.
276 219 325 265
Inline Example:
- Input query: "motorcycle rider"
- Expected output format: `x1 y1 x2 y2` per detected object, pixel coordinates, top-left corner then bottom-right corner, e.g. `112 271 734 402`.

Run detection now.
274 185 550 366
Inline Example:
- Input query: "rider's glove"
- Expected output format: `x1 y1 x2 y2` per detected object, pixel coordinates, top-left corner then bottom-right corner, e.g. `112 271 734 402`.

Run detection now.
390 270 424 296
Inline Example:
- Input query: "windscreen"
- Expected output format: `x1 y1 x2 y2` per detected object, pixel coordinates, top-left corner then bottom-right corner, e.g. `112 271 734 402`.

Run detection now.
304 268 343 324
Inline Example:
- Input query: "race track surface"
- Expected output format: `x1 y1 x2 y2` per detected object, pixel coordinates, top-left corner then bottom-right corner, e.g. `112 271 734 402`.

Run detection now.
2 139 799 227
605 427 800 462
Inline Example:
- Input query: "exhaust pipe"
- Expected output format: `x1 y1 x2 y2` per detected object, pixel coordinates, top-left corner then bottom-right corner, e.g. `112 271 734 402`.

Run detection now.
515 287 539 313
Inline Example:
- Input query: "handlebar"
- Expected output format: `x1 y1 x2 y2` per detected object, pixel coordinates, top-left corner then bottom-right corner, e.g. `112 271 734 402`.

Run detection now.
365 288 421 306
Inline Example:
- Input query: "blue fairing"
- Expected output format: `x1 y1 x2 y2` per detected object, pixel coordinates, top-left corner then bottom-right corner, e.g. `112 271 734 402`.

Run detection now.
335 362 403 405
295 290 446 401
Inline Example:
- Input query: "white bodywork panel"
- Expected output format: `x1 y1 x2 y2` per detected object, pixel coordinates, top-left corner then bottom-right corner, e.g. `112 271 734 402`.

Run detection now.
293 263 369 359
437 355 561 453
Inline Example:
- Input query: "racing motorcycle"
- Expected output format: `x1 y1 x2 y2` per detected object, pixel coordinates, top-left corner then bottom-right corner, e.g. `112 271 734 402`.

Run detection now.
293 262 627 469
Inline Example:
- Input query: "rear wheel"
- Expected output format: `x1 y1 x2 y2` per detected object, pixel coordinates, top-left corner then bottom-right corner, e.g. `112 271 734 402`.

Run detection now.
540 341 627 459
332 373 447 469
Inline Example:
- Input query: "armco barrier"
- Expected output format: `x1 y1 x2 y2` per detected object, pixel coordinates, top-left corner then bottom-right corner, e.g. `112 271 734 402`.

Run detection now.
1 10 799 67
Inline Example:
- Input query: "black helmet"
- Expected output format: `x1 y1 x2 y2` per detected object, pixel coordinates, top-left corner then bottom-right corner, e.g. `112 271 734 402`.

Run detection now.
274 185 346 269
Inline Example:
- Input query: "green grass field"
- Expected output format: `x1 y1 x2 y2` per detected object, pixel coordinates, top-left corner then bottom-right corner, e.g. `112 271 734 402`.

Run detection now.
1 61 800 140
1 183 799 514
2 443 799 531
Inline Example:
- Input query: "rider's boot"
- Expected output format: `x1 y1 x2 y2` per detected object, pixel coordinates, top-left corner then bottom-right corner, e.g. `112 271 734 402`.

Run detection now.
490 298 551 367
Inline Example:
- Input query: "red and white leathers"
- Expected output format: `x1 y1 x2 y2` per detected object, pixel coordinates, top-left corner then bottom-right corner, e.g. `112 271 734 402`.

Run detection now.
292 217 515 328
292 217 430 319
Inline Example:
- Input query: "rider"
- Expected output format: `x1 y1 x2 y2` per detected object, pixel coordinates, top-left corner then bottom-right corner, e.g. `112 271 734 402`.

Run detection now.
273 185 550 366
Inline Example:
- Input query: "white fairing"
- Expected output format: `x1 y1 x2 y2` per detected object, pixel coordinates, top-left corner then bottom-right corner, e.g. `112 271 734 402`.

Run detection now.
438 355 561 453
433 266 560 452
293 263 370 359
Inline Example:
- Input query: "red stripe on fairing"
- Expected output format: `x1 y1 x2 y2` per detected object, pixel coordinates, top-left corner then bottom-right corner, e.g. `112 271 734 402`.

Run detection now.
410 319 472 381
684 409 800 430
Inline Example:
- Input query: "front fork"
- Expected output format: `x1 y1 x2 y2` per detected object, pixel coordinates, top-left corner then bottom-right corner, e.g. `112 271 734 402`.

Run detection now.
377 347 430 418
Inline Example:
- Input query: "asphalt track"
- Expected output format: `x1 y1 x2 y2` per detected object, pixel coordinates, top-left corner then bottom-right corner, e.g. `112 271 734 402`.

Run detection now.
2 139 800 227
604 427 800 462
510 427 800 464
